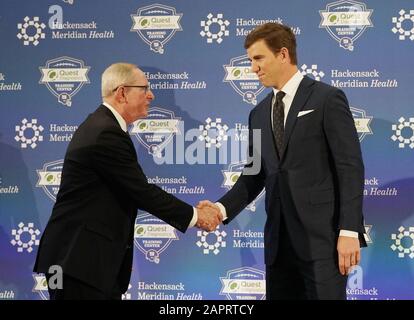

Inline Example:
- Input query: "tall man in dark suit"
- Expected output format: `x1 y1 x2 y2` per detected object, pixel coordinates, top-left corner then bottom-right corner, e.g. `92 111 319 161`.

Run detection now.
34 63 221 300
199 23 367 300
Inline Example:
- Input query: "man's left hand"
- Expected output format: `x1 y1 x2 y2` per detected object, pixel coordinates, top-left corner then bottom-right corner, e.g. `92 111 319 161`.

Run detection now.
337 236 360 275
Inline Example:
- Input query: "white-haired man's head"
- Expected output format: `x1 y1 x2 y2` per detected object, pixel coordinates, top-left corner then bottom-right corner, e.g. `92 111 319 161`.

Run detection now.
102 63 141 98
102 62 154 124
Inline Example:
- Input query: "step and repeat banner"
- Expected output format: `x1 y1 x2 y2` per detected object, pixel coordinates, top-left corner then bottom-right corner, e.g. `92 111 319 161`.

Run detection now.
0 0 413 300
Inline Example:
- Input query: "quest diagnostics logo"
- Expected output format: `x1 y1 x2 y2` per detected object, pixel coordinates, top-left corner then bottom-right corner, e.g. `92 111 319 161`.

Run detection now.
131 4 182 54
33 274 49 300
134 213 179 264
39 56 90 107
319 0 373 51
130 107 180 157
220 267 266 300
350 107 372 142
222 161 265 212
223 55 265 105
364 225 373 244
36 160 63 201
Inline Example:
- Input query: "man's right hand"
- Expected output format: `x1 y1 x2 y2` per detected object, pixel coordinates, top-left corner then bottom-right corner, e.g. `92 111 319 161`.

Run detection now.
196 201 222 232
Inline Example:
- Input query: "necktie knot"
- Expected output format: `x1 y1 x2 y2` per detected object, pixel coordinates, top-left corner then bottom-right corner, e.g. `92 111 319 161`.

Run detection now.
276 90 286 102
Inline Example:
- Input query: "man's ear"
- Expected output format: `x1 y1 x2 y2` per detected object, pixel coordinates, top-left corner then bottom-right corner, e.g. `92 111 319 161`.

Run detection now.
280 47 290 63
114 87 127 103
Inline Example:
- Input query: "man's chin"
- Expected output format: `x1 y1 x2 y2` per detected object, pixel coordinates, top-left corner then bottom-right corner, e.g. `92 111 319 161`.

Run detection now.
261 82 271 88
259 79 271 87
133 113 148 122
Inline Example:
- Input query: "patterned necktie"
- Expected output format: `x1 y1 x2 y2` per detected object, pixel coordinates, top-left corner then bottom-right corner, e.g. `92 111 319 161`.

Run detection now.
272 90 286 157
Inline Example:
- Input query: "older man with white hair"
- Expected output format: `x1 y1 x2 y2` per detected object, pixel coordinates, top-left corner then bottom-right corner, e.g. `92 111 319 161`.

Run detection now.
33 63 221 300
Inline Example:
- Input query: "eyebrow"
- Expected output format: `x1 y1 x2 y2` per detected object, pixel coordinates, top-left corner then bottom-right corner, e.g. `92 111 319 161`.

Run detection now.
251 54 265 60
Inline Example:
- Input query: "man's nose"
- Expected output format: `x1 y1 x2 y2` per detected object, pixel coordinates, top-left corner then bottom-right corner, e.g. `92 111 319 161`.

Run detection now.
250 63 259 73
147 89 154 100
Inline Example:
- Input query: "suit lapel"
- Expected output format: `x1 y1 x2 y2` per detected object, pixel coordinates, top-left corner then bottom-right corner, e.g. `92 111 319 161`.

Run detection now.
281 76 315 158
260 93 280 160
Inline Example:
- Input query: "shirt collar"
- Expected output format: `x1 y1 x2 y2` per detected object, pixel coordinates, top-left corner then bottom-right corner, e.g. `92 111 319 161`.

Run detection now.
272 70 304 99
102 102 128 132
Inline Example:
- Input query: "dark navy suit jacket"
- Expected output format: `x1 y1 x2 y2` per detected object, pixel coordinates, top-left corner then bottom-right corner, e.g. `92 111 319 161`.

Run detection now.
219 76 366 264
34 105 193 294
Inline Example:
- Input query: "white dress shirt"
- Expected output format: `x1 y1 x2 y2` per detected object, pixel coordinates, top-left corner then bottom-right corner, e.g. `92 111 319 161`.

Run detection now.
271 70 303 127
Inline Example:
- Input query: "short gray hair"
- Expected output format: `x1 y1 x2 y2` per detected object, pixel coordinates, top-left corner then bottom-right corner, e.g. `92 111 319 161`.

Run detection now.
101 63 138 98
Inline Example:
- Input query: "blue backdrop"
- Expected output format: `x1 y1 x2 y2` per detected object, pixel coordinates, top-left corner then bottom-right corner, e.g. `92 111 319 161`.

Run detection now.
0 0 413 300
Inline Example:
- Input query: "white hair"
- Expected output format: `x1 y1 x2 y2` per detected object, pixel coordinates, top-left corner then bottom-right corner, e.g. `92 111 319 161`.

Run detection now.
101 63 139 98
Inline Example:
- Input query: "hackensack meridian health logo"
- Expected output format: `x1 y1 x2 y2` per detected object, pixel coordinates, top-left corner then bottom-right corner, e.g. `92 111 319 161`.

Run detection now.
392 9 414 41
10 222 40 253
223 55 265 105
198 118 229 148
200 13 229 44
134 213 179 264
220 267 266 300
15 118 44 149
122 284 133 300
196 226 226 255
222 161 265 212
36 160 64 201
300 64 325 81
17 16 46 46
391 117 414 149
39 56 90 107
390 226 414 259
130 107 180 157
319 0 373 51
131 4 182 54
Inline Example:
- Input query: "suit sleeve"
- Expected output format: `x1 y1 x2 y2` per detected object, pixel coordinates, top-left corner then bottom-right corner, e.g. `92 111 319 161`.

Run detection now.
92 128 193 233
218 110 265 223
323 88 365 234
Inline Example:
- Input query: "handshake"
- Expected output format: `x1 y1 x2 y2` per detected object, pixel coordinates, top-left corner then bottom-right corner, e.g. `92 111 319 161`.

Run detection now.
195 200 223 232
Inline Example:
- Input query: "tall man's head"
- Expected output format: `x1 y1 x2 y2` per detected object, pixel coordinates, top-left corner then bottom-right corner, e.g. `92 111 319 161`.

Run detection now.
245 23 298 90
102 63 154 124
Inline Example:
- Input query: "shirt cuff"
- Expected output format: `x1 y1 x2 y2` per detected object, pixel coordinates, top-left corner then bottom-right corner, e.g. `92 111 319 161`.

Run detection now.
215 202 228 221
339 229 359 238
188 207 198 228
